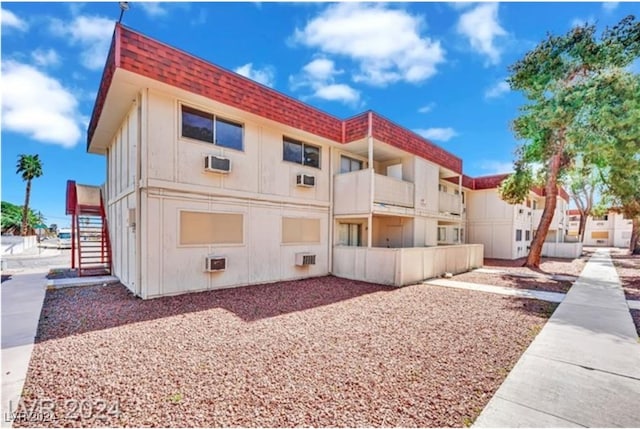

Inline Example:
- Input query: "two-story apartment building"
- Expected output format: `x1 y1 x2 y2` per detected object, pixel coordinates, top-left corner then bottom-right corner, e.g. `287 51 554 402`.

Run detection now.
464 174 571 259
86 24 482 298
567 209 633 247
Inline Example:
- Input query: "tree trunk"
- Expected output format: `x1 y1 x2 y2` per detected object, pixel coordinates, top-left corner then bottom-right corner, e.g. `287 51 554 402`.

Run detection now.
21 179 32 236
630 217 640 255
578 214 587 242
526 135 564 268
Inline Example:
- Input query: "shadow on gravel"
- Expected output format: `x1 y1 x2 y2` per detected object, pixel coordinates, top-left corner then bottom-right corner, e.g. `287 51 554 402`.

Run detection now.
35 276 393 342
1 274 11 283
503 299 559 319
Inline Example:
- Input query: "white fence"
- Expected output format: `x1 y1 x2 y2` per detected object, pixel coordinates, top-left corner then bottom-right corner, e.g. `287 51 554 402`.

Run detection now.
1 235 38 256
333 244 484 286
541 242 583 259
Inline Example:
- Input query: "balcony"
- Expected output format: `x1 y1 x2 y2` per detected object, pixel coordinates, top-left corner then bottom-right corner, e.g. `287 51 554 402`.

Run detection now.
333 169 414 215
439 191 462 215
532 208 565 230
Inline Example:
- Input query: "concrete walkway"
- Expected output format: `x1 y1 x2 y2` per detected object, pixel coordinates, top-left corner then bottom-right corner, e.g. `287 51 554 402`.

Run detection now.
474 249 640 427
1 271 48 428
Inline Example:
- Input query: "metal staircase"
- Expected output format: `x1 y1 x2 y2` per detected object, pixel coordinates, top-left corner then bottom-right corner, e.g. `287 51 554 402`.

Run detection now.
66 180 112 276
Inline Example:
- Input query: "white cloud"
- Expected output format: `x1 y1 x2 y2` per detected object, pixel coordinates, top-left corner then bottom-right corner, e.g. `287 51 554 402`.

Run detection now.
292 3 445 86
31 49 60 67
50 15 114 70
234 63 275 87
479 160 514 174
137 2 168 17
303 57 342 81
456 3 507 65
418 103 435 113
290 57 360 105
314 84 360 104
602 2 619 12
1 7 28 31
484 80 510 99
414 127 458 142
1 61 82 147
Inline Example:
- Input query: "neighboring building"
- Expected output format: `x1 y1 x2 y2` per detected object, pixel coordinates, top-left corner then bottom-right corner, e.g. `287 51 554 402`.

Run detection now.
461 174 570 260
567 209 633 247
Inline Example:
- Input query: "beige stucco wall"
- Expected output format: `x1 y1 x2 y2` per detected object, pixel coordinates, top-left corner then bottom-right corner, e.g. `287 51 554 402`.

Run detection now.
141 193 329 298
332 244 483 286
106 101 138 292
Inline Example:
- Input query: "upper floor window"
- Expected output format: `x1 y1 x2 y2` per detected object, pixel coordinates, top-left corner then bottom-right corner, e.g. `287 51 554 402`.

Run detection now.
340 155 363 173
438 184 447 193
592 214 609 221
516 229 523 241
283 137 320 168
181 105 243 151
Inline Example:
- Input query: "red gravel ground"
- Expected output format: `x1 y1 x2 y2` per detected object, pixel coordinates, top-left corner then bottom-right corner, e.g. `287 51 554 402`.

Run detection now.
609 249 640 301
16 277 556 428
452 255 588 294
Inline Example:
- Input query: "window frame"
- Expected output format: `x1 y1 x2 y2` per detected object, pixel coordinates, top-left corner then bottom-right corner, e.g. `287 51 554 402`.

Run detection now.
516 229 523 242
180 104 244 152
438 227 446 242
282 137 321 169
340 155 364 173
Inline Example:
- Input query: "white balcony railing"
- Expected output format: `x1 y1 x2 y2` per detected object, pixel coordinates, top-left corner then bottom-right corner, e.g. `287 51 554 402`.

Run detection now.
532 208 564 230
333 169 415 214
438 191 462 215
374 174 414 208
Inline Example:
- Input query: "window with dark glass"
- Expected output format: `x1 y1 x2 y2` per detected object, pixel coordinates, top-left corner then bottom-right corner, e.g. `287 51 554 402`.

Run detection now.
283 137 320 168
525 230 531 241
516 229 523 241
340 155 363 173
181 105 243 150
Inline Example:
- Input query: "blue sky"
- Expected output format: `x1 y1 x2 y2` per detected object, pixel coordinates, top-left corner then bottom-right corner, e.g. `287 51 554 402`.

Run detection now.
1 1 637 227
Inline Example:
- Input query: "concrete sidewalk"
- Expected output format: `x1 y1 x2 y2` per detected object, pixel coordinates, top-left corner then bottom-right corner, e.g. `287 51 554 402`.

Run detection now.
474 249 640 427
1 272 48 428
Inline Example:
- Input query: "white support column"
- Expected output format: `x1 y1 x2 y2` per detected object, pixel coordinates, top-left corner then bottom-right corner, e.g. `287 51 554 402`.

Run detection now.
458 174 463 244
368 111 374 248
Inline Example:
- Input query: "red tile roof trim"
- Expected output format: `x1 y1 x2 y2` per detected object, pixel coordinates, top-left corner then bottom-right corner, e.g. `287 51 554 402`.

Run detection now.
87 26 118 149
87 24 462 173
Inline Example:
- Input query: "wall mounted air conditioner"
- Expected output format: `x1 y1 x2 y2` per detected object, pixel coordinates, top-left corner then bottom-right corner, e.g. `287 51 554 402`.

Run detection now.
295 253 316 266
204 155 231 173
205 255 226 272
296 174 315 188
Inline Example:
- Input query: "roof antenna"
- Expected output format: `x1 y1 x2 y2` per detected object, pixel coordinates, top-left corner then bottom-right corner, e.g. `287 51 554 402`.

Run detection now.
118 2 129 23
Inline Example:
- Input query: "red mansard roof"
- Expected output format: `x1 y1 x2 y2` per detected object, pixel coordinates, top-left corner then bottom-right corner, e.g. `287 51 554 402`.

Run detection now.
88 24 462 174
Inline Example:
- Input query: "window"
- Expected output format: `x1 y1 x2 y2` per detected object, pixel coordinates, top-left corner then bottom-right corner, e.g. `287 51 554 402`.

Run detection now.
460 229 464 243
525 230 531 241
282 217 321 243
453 228 460 242
532 201 537 210
591 231 609 239
438 184 447 193
462 192 465 204
180 211 243 245
340 155 363 173
338 223 361 246
181 105 243 150
283 137 320 168
438 227 446 242
516 229 523 241
592 214 609 221
454 189 460 196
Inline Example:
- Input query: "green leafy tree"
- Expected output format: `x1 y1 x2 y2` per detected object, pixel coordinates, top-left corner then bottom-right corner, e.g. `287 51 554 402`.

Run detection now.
567 163 601 242
1 201 45 234
499 16 640 267
16 154 44 236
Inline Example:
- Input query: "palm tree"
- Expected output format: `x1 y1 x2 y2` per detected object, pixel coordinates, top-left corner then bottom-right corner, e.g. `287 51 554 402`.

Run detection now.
16 154 43 236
